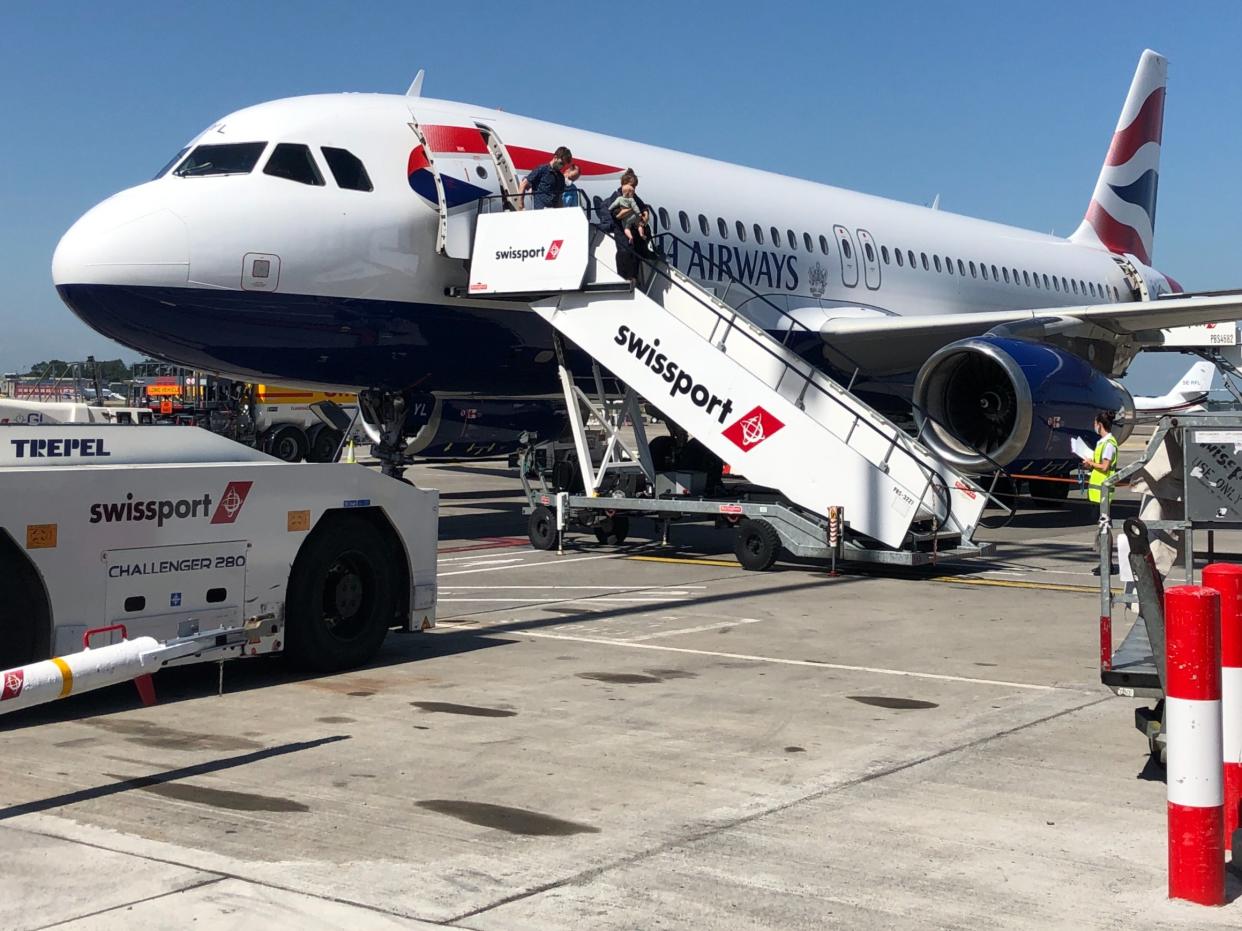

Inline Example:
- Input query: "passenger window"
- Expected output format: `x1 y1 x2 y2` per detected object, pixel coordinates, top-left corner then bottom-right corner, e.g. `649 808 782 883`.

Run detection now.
863 241 874 262
881 245 890 264
1042 274 1051 289
920 252 929 270
1023 271 1031 287
1071 279 1078 295
819 234 830 254
717 217 729 239
174 141 268 177
1113 286 1121 301
842 238 853 259
1002 267 1010 284
980 264 988 281
754 223 765 245
895 248 904 267
264 143 324 186
1088 282 1096 298
659 207 670 229
1052 276 1060 291
1061 276 1069 292
699 214 710 236
804 232 814 252
956 259 964 276
771 226 781 247
991 264 999 281
321 147 372 191
736 220 747 242
945 257 954 275
933 255 942 273
968 261 976 278
786 229 797 250
909 250 917 268
679 210 691 233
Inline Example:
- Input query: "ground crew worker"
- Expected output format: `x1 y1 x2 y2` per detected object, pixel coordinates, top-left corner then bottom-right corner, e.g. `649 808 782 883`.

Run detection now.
1082 410 1119 576
1081 410 1119 504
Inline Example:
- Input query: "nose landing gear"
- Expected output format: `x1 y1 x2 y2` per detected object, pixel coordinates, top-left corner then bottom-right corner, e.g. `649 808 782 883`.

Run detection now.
358 389 436 479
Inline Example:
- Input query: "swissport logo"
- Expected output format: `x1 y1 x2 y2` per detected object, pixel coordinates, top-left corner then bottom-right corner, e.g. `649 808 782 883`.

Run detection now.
546 239 563 260
1 669 24 702
722 406 785 452
494 240 563 262
210 481 253 524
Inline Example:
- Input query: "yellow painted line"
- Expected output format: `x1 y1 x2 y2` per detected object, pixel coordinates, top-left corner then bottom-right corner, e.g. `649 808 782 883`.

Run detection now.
930 576 1100 594
51 656 73 697
627 555 741 568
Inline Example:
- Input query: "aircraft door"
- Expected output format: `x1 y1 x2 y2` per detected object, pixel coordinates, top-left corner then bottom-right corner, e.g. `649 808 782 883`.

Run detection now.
833 225 859 288
406 110 502 258
856 229 881 290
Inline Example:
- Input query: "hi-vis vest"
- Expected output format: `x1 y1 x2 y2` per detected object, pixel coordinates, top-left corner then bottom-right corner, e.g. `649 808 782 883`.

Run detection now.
1087 433 1118 504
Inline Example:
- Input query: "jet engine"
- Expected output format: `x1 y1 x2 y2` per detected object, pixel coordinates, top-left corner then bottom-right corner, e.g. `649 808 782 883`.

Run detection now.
912 336 1133 473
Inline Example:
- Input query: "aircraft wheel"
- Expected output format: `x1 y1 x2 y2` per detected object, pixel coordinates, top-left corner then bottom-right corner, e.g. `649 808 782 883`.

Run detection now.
285 516 397 671
528 505 558 551
734 518 780 571
594 514 630 545
266 425 307 463
1028 478 1071 506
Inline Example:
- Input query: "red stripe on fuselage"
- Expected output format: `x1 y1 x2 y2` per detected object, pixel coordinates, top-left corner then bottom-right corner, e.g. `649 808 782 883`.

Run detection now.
421 125 489 155
1085 200 1150 264
1105 87 1165 166
506 145 622 176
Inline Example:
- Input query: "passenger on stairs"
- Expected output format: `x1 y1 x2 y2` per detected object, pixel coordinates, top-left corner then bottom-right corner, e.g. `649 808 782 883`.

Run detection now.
603 168 654 285
517 146 573 209
561 163 582 207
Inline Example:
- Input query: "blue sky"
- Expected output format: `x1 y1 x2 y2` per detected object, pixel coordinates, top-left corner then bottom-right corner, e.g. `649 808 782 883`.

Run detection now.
2 1 1238 391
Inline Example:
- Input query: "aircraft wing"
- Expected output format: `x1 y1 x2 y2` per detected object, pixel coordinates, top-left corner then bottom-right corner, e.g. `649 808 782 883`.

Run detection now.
816 290 1242 374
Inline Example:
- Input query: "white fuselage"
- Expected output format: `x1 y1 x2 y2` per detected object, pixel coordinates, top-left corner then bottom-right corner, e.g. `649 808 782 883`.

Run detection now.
52 93 1166 395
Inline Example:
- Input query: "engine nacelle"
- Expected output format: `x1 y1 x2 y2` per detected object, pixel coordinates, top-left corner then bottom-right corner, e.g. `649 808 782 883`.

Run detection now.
912 337 1133 473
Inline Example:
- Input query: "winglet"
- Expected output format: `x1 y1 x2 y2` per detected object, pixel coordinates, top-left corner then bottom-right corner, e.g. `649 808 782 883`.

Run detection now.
406 69 425 98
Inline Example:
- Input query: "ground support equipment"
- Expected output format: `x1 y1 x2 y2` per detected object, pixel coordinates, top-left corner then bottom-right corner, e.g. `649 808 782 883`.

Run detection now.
1098 412 1242 757
0 425 438 688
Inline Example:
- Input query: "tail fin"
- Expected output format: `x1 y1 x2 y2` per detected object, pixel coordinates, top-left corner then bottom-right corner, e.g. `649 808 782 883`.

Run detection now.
1069 49 1167 264
1176 360 1215 399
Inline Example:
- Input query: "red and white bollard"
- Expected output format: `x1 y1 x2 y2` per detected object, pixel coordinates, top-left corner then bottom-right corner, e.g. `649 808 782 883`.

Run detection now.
1204 562 1242 853
1165 584 1225 905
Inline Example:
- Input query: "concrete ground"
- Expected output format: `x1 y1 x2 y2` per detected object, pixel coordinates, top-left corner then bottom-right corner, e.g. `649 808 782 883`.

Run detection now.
2 453 1240 929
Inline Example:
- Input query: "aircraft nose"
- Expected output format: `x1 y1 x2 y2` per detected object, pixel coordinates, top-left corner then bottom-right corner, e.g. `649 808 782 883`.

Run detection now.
52 189 189 288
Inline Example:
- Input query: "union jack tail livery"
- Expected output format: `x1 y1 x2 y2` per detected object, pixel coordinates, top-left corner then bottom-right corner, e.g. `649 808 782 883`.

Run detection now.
1070 49 1167 265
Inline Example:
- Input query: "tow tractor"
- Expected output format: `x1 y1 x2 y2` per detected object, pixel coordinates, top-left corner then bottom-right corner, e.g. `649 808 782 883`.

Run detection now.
0 424 437 714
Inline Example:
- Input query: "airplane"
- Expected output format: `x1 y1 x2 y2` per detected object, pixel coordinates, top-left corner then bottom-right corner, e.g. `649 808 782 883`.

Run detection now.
1132 358 1215 415
51 49 1242 487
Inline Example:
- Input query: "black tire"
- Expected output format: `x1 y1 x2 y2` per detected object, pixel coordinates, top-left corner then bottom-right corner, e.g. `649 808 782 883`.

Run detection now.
594 514 630 545
0 547 47 669
528 505 558 550
307 427 343 463
734 518 780 571
1028 478 1071 505
284 516 398 672
648 435 676 471
266 425 307 463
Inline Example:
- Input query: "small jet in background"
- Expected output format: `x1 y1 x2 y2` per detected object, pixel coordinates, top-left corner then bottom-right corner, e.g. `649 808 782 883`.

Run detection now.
1132 359 1215 416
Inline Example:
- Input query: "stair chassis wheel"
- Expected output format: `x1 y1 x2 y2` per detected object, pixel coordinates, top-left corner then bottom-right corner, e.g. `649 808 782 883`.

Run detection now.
528 505 558 551
734 518 780 571
594 513 630 545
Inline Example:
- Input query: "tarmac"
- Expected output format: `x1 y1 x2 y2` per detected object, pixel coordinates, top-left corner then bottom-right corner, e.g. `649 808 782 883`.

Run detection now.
2 444 1241 929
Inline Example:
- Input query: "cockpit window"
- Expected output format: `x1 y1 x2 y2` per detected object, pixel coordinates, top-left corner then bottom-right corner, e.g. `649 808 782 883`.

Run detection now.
263 143 324 186
173 142 267 177
154 147 189 179
321 147 373 192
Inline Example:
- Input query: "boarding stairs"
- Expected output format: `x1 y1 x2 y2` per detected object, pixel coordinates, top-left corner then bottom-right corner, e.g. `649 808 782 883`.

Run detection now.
460 205 991 552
